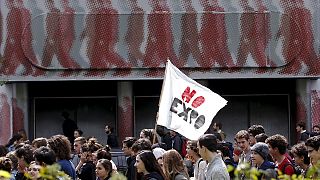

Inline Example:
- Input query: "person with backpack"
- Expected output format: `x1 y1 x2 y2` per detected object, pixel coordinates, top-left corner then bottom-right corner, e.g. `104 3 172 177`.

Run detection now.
266 134 295 176
186 140 206 180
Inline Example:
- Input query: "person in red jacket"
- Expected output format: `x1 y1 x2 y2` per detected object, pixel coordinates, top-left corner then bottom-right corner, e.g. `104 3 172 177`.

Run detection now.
266 134 295 176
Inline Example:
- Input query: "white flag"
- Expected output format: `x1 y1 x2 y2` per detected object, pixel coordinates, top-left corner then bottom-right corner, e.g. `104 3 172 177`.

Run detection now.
157 61 227 140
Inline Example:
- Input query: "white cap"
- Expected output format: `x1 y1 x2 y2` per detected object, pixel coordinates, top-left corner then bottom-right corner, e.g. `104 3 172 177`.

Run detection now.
152 147 166 160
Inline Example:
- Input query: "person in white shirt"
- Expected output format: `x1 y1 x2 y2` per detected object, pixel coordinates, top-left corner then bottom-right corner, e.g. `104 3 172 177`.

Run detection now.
186 140 206 180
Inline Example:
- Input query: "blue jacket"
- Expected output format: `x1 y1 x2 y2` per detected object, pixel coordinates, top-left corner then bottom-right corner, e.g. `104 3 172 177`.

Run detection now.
258 160 276 170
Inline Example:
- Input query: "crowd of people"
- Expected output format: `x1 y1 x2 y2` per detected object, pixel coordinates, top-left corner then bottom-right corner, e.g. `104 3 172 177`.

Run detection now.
0 122 320 180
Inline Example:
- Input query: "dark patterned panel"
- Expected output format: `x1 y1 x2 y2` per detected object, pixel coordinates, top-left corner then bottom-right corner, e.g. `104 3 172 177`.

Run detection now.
0 0 319 79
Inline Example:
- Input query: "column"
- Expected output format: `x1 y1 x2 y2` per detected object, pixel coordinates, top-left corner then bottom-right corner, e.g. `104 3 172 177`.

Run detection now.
117 81 133 144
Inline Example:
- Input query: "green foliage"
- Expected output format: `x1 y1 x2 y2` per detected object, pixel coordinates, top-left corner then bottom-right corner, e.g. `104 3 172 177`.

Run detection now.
110 172 127 180
0 170 11 179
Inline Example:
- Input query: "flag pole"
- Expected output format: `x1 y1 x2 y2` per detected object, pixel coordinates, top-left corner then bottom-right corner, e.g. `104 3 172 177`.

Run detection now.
152 60 170 145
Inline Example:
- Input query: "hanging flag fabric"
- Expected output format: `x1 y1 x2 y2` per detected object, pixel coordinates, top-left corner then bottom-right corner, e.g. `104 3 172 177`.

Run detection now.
157 60 228 140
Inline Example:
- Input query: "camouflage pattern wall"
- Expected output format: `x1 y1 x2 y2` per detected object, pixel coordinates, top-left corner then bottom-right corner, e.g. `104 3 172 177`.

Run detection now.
0 85 12 145
0 0 319 80
311 80 320 127
0 84 27 145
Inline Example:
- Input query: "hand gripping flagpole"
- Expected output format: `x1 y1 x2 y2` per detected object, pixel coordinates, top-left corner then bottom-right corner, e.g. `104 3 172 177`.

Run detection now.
152 59 171 145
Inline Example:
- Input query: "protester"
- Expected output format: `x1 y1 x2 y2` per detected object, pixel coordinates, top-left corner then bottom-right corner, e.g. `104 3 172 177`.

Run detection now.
305 135 320 167
47 135 76 180
122 137 138 180
71 136 87 167
105 125 118 148
290 143 309 177
186 140 206 180
234 130 251 165
6 151 18 178
247 125 265 146
6 134 24 152
15 144 34 180
197 134 229 180
265 134 295 176
33 146 56 166
250 142 275 170
296 122 310 143
96 159 113 180
95 148 117 171
0 157 12 173
26 161 41 180
135 151 165 180
311 125 320 137
74 129 83 139
31 137 47 151
170 130 183 156
76 143 96 180
162 149 189 180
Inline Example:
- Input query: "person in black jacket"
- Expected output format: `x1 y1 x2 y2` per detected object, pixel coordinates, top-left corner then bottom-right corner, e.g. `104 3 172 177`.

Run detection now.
296 122 310 143
105 125 118 148
76 143 96 180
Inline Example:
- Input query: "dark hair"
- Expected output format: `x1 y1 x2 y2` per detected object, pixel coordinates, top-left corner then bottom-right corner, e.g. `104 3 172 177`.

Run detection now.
131 138 152 153
248 125 265 137
0 145 8 157
97 159 113 179
6 152 18 171
34 146 56 165
305 135 320 151
106 126 114 133
265 134 288 155
81 143 96 153
32 137 47 149
215 122 222 129
255 133 269 143
5 134 23 148
47 135 71 160
137 151 165 178
15 144 34 164
313 125 320 130
198 134 218 152
235 130 250 141
0 157 12 172
290 143 310 165
187 140 200 156
122 137 137 148
96 149 112 160
213 132 222 142
217 143 231 158
297 122 306 130
74 129 83 136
